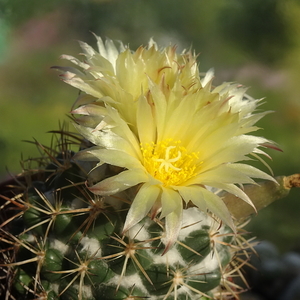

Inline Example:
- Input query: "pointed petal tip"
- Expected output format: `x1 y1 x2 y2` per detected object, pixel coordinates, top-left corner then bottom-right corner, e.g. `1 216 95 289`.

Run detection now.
161 204 183 255
261 142 283 152
122 214 139 236
121 225 128 236
88 184 119 195
122 219 138 237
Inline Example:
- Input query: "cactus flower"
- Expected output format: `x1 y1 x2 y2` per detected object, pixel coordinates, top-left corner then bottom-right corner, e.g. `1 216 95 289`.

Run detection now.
56 36 275 251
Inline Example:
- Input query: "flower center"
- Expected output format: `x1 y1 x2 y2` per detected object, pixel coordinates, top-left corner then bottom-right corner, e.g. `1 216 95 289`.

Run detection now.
141 139 200 186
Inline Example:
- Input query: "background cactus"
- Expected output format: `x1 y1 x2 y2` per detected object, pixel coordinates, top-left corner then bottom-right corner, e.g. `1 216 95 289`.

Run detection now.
0 128 298 300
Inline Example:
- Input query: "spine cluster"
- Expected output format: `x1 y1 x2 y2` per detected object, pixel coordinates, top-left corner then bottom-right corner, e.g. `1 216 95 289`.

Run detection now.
0 131 252 300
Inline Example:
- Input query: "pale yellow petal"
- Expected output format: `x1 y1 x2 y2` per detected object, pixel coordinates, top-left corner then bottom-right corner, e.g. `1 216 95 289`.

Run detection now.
177 185 235 231
73 123 134 155
86 148 143 170
185 163 273 187
227 163 276 183
200 135 270 171
123 184 161 232
63 76 105 99
88 169 147 195
175 185 207 212
94 35 120 63
163 201 183 254
198 187 235 231
104 105 142 159
136 95 156 144
148 80 167 141
210 182 255 210
72 103 107 117
160 187 183 219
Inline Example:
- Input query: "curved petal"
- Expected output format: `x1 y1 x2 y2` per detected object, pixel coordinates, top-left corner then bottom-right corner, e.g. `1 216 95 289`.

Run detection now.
199 135 269 172
123 184 161 232
175 185 235 231
85 148 143 170
175 185 207 212
88 169 147 195
199 187 235 232
207 182 256 211
94 35 121 67
186 163 274 187
148 80 167 141
105 105 142 159
73 123 138 158
227 163 276 182
163 200 183 254
63 76 105 99
72 103 107 117
160 187 183 219
185 165 255 187
136 95 156 145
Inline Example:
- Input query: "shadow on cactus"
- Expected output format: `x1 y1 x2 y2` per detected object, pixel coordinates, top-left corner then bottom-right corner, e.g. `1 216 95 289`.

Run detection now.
1 36 300 300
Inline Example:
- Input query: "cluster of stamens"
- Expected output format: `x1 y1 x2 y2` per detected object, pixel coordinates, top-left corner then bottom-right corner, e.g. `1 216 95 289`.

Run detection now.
141 139 201 186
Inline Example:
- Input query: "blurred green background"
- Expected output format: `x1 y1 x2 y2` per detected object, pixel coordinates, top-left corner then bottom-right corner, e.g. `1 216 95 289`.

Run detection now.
1 0 300 252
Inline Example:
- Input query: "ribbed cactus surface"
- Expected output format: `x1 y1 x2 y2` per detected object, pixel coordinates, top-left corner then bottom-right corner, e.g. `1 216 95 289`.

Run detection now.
0 131 250 300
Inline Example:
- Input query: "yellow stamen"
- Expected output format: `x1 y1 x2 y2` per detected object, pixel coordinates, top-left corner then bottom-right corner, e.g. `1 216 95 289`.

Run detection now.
141 139 201 186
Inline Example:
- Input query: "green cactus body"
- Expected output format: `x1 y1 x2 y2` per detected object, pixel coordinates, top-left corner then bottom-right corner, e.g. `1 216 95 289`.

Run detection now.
0 132 253 299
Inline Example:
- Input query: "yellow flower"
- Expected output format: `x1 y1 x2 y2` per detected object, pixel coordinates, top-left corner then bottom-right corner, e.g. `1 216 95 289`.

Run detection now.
57 35 275 251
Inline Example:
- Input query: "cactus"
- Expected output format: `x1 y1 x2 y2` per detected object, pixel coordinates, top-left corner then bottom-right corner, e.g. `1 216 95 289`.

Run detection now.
1 36 299 300
0 131 242 299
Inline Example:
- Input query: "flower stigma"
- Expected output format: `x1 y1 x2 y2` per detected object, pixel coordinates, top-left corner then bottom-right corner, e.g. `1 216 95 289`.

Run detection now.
154 146 182 172
141 139 201 186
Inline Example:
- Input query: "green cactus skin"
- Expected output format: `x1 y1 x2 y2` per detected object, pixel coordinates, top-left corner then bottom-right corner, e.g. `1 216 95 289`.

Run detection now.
0 130 293 300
